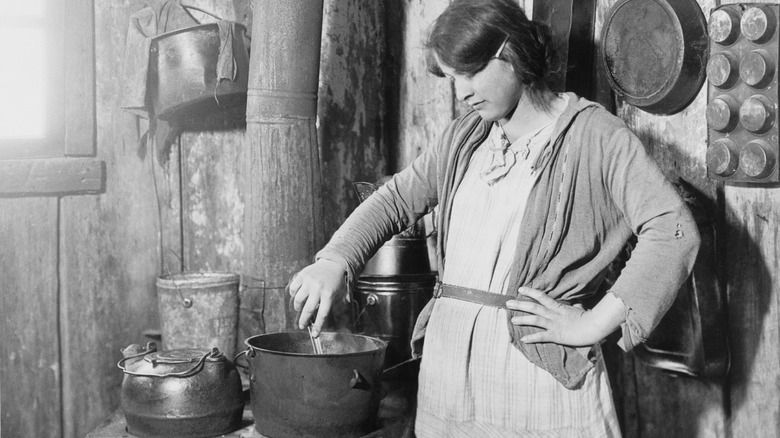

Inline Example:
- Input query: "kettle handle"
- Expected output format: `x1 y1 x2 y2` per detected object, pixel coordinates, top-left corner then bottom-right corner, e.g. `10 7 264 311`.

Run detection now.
118 349 213 378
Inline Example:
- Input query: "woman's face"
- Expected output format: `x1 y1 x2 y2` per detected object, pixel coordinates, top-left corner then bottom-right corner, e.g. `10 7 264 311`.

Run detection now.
437 55 522 122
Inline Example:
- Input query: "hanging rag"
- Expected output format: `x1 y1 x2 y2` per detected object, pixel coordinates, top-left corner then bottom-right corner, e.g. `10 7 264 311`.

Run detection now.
217 20 238 84
120 1 242 165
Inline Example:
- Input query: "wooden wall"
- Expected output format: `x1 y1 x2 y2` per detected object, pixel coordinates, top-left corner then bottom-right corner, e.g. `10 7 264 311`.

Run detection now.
3 0 780 437
1 0 389 436
603 1 780 437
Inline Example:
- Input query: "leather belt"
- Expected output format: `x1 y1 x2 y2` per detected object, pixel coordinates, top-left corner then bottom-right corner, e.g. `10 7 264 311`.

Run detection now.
434 283 513 309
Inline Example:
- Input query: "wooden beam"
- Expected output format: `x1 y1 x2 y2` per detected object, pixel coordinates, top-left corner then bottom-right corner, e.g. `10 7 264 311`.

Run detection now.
0 198 61 438
0 158 104 196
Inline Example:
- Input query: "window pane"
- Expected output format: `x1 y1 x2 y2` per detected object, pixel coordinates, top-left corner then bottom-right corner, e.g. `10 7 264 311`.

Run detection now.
0 28 46 139
0 1 43 18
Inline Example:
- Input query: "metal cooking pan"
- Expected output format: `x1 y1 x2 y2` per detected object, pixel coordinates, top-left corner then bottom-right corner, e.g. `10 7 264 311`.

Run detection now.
600 0 709 115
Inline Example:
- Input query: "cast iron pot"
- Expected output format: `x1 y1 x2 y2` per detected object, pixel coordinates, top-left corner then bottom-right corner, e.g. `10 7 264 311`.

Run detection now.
600 0 708 115
236 332 387 438
118 342 244 438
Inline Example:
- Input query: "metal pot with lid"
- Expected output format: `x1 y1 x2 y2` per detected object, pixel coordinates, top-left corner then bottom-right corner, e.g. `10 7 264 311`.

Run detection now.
117 342 244 438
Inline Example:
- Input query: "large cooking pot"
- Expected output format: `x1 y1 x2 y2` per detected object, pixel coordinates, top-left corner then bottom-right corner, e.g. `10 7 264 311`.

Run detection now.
118 342 244 438
355 274 436 373
354 181 434 277
237 332 387 438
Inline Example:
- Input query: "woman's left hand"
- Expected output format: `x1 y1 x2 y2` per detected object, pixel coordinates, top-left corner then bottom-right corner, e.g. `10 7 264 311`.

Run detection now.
506 287 594 347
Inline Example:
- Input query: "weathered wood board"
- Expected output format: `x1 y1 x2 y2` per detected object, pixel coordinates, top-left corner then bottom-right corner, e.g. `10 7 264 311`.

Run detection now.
319 0 389 238
58 1 179 436
0 198 61 438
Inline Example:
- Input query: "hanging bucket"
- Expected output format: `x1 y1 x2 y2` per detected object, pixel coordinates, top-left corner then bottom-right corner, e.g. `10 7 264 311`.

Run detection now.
148 22 250 122
157 272 240 358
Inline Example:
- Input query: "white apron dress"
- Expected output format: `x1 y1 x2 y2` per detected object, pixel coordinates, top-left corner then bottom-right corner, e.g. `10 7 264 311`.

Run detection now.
414 115 622 438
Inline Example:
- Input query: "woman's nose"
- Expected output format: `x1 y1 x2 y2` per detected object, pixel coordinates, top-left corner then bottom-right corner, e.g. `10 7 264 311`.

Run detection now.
453 77 473 101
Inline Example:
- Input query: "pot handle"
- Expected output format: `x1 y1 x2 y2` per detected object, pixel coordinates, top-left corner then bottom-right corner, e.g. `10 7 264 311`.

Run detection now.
233 348 251 370
381 356 421 375
349 369 365 389
233 348 256 382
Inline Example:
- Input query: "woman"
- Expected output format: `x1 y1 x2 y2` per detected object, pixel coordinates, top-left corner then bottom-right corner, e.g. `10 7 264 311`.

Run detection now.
288 0 700 436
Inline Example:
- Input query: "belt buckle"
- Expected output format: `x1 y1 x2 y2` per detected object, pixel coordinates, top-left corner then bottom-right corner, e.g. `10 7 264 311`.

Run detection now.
432 281 443 299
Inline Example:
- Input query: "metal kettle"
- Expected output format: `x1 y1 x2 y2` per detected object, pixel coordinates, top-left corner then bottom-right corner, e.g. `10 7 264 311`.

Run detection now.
117 342 244 437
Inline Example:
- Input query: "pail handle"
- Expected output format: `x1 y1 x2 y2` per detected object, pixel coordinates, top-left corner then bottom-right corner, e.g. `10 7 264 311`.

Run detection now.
181 4 224 22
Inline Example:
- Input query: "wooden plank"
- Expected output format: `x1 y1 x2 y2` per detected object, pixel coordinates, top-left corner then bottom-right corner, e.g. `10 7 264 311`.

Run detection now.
319 0 389 239
532 0 598 100
58 2 173 437
714 0 780 434
65 0 96 156
0 158 104 196
0 198 61 438
180 130 244 273
316 0 390 330
395 0 454 169
723 187 780 437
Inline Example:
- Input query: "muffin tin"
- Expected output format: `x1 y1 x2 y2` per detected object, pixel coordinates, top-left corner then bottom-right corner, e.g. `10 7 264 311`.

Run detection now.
706 4 779 184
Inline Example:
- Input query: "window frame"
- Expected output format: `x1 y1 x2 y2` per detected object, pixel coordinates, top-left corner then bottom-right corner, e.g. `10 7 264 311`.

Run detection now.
0 0 102 196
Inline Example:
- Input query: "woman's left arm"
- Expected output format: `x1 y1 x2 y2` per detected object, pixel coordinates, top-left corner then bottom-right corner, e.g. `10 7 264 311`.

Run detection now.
508 116 700 350
507 288 626 347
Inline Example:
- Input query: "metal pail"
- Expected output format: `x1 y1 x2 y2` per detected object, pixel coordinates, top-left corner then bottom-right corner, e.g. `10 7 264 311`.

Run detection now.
148 23 250 121
157 272 240 358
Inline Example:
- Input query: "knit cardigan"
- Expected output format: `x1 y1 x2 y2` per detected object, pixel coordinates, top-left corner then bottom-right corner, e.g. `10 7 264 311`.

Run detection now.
317 93 700 389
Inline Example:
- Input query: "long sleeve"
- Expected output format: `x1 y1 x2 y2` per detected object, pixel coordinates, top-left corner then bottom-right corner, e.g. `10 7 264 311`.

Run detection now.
315 139 441 295
601 126 701 351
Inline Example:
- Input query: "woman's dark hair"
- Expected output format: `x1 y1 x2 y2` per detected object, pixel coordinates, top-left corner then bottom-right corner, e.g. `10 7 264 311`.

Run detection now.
425 0 561 111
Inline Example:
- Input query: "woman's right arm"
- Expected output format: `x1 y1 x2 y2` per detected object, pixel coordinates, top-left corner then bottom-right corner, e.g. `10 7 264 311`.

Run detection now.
289 136 443 336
